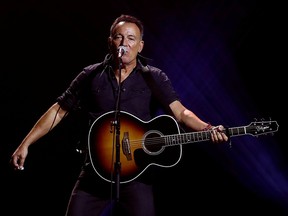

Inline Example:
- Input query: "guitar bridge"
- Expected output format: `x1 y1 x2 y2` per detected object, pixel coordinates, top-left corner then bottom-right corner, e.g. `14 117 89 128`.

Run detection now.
122 132 132 161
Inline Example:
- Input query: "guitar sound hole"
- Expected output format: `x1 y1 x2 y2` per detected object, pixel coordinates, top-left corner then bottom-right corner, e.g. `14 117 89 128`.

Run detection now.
143 130 164 155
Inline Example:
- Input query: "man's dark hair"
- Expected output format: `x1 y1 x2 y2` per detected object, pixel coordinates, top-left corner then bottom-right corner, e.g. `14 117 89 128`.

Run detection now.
110 14 144 38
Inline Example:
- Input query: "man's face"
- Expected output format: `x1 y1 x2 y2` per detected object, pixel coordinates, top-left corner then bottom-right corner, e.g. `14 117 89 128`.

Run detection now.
109 21 144 65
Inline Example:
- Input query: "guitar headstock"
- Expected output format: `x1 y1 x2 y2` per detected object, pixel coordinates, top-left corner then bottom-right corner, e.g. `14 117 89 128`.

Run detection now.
246 119 279 136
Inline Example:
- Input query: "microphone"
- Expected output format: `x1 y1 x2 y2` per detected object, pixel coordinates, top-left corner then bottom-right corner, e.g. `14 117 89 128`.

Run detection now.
117 46 127 58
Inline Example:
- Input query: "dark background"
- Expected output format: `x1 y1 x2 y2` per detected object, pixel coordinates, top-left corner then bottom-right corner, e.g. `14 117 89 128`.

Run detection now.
1 0 286 215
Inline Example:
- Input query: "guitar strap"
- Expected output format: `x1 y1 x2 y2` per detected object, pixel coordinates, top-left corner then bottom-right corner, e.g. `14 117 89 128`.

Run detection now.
73 62 106 155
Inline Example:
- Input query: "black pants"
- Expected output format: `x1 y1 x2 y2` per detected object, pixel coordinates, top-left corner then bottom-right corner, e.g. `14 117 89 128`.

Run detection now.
65 166 156 216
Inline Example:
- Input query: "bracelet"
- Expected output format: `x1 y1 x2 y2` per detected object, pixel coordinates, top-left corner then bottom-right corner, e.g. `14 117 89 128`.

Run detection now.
202 123 212 131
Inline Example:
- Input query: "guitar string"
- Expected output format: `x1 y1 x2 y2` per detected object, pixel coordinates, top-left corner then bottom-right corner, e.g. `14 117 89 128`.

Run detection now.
120 131 212 148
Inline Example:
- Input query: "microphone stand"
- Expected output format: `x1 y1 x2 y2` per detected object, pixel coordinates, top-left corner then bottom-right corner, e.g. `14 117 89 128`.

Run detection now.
112 55 123 214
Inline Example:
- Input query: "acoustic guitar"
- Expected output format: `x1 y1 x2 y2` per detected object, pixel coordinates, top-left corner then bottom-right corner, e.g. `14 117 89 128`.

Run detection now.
88 111 279 183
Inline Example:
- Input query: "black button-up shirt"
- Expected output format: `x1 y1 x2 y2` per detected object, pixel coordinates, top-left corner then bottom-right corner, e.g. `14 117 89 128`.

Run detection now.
57 54 179 123
56 54 181 183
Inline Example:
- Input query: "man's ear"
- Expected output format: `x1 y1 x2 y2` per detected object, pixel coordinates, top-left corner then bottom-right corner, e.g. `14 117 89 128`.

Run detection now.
138 40 144 53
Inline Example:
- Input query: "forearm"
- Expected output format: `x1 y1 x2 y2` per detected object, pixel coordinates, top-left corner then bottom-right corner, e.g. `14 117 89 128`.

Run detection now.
169 100 209 131
180 109 209 131
20 102 67 148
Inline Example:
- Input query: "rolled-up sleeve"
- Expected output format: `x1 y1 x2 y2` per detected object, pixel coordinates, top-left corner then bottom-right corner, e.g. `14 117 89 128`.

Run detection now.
56 72 87 111
56 64 99 112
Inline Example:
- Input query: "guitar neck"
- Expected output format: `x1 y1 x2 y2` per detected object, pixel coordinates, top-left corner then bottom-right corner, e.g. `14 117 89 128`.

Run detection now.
164 126 249 146
164 119 279 146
